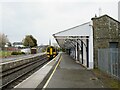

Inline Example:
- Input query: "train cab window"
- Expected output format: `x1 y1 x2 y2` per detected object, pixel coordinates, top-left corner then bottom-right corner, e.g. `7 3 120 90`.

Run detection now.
47 48 50 52
53 48 55 52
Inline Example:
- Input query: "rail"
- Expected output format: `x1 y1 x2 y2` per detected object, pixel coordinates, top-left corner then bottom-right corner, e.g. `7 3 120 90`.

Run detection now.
0 53 48 89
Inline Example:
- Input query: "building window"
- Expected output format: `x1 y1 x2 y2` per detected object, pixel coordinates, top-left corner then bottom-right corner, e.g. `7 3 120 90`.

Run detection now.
109 42 118 48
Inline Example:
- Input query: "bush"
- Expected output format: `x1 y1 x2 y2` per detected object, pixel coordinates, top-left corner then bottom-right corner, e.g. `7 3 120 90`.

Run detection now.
11 52 25 55
11 52 18 55
21 52 25 54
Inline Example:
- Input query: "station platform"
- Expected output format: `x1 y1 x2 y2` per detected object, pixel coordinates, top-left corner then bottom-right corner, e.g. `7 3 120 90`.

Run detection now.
14 52 105 89
43 52 104 88
14 53 61 89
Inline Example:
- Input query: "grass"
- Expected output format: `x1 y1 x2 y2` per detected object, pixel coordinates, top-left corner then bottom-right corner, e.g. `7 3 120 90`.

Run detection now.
0 51 11 58
92 69 120 89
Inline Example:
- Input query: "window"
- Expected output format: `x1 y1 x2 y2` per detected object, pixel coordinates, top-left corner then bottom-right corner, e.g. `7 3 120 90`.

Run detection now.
109 42 118 48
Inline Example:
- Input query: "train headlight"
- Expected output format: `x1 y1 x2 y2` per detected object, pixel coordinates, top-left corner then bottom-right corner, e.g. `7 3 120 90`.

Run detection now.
53 52 56 54
53 55 55 57
47 52 49 54
47 55 50 57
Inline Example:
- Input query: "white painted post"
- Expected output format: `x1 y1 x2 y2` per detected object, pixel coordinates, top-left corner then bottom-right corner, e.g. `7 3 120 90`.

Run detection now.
88 22 94 69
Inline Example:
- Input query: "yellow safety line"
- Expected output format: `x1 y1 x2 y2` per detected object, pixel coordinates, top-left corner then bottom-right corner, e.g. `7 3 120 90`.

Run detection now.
43 56 62 89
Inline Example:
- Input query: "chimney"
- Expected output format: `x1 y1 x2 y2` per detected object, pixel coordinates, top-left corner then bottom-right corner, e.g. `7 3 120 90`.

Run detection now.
99 8 102 17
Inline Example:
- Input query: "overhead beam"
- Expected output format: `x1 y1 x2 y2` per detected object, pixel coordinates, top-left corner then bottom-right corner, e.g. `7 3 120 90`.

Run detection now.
54 36 89 40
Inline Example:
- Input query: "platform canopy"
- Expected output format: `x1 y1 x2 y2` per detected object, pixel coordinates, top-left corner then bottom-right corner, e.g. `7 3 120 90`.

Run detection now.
53 22 92 49
53 21 94 69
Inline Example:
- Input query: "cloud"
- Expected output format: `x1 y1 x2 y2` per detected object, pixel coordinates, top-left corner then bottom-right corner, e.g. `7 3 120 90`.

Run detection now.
1 1 119 45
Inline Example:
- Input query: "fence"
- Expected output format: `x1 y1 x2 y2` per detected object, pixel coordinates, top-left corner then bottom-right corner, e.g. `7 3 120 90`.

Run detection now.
98 48 120 80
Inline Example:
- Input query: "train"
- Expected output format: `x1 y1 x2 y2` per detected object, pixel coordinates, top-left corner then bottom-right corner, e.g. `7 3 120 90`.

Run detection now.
46 46 58 60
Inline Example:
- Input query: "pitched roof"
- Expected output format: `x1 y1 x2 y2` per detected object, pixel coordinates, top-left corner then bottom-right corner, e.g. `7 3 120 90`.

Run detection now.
53 22 91 36
91 14 120 23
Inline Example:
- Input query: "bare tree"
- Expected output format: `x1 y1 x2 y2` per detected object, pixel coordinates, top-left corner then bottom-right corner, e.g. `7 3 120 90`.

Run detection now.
0 33 9 48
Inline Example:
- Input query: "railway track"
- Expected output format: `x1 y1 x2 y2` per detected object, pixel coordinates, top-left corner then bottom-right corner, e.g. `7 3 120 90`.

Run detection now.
1 53 49 89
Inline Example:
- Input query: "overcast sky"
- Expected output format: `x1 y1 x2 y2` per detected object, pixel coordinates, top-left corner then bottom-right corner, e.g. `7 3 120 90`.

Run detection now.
0 0 119 45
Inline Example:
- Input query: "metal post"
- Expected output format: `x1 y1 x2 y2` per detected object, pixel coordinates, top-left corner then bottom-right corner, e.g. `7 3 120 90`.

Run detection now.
77 40 79 61
75 42 77 60
81 41 83 64
86 37 89 68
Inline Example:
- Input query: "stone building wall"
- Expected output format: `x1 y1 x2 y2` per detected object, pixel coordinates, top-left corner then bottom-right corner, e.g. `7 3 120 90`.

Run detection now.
92 15 120 68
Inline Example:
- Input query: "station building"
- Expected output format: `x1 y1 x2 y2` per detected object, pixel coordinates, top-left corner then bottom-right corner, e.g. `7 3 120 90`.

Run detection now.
53 14 120 69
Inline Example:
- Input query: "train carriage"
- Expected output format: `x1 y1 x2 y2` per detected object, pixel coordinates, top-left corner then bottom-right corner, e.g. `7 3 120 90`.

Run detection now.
46 46 57 60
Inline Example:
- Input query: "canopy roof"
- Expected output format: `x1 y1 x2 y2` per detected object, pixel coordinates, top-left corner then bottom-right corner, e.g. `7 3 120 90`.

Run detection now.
53 22 92 49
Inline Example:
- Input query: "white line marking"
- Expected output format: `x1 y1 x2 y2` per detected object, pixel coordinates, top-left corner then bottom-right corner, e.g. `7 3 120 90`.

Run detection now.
42 56 62 89
14 59 53 88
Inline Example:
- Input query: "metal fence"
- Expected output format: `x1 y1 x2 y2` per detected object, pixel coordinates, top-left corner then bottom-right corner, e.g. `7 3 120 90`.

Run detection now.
98 48 120 80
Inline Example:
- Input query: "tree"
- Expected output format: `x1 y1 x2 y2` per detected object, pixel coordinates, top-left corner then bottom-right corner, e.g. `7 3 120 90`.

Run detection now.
0 33 9 48
23 35 37 48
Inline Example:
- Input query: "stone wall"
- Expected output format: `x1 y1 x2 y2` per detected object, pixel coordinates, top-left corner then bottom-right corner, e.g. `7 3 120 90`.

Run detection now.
92 15 120 68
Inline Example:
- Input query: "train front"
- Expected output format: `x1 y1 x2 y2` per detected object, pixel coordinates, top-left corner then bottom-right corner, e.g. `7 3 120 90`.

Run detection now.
47 46 57 60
